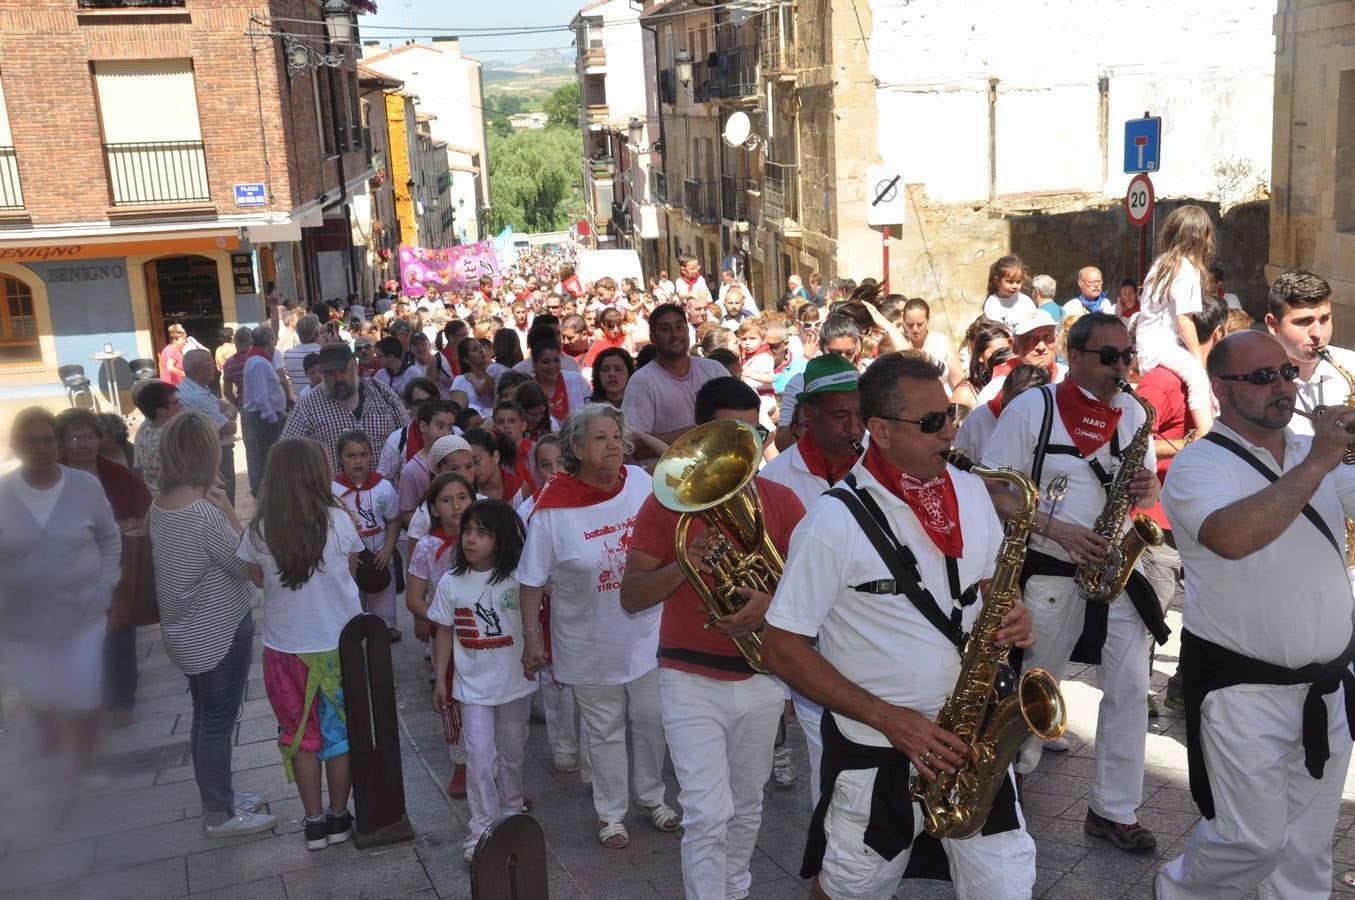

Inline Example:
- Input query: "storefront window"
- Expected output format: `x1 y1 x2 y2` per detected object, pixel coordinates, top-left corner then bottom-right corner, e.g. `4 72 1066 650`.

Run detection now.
0 274 40 365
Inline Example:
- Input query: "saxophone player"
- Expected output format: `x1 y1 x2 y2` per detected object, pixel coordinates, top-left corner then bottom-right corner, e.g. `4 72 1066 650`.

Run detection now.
1264 268 1355 427
981 312 1169 852
762 353 1036 900
621 377 805 900
1157 331 1355 898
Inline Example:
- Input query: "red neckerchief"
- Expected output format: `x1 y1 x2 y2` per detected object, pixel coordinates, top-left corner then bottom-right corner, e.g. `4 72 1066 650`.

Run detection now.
245 346 273 364
430 526 459 562
797 426 859 485
404 422 425 462
500 465 524 501
741 343 770 363
680 273 702 291
562 275 584 298
532 467 627 515
539 373 570 422
517 436 533 462
439 346 462 377
335 471 383 497
516 457 539 497
1055 378 1122 457
773 354 791 374
990 355 1056 381
862 444 964 557
480 288 494 304
986 395 1004 419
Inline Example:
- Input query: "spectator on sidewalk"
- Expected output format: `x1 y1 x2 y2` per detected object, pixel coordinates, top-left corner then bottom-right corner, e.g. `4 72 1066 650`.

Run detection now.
179 349 240 504
133 381 183 494
242 325 287 497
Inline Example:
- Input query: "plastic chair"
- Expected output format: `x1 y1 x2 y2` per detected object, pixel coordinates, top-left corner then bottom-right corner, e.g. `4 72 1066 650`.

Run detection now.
127 358 158 382
470 813 548 900
59 364 98 411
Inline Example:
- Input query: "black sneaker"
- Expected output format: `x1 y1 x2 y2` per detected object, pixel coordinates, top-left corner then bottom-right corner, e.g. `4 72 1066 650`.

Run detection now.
1165 673 1185 712
1084 808 1157 852
326 809 353 845
304 816 328 851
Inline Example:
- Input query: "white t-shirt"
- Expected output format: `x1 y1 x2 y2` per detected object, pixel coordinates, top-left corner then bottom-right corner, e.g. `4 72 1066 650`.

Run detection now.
621 356 729 434
1163 422 1355 667
237 507 364 653
974 362 1068 405
981 382 1156 563
428 569 536 705
450 364 509 416
1290 344 1355 427
952 400 999 461
1136 259 1204 370
514 467 658 685
766 462 1003 746
14 469 65 528
758 441 832 511
331 478 399 554
982 292 1036 330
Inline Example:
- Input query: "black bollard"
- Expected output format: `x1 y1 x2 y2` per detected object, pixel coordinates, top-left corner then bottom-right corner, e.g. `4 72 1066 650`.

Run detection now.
338 612 415 849
470 813 549 900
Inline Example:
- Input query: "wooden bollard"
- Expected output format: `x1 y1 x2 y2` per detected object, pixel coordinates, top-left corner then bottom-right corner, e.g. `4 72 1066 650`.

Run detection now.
471 813 548 900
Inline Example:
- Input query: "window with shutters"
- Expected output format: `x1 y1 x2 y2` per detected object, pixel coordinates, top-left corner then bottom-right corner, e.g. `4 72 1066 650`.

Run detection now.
94 60 208 205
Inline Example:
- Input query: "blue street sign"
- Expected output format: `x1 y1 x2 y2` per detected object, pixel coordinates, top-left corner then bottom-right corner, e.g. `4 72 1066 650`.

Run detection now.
1123 117 1161 174
234 183 267 207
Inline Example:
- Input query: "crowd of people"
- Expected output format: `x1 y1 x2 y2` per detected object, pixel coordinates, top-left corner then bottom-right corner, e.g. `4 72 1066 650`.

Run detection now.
4 213 1355 898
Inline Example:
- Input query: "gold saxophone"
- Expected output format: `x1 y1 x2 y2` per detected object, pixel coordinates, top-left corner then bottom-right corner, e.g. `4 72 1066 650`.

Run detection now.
912 449 1067 839
1072 379 1166 603
652 419 782 673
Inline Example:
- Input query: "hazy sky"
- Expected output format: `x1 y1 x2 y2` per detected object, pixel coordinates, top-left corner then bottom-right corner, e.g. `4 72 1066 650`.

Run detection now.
358 0 584 63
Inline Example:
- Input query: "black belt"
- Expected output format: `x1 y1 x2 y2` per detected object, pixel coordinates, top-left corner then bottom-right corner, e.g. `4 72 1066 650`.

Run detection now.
1180 629 1355 820
656 645 754 675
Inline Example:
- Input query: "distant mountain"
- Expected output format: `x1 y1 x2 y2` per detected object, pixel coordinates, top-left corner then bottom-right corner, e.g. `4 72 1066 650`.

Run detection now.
482 49 575 75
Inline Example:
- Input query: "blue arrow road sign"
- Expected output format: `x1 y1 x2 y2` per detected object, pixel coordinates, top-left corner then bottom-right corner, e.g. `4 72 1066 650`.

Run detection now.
1123 117 1161 174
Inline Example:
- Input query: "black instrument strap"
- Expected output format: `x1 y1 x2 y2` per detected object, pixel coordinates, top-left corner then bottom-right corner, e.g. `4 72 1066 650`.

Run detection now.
829 473 967 649
1199 432 1343 561
1030 385 1056 489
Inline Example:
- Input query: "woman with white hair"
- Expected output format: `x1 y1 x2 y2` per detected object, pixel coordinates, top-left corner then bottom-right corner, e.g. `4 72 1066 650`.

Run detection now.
517 403 678 849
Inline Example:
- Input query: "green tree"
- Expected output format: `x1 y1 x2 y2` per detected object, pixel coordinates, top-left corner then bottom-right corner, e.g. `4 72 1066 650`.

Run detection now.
544 82 580 128
487 126 584 234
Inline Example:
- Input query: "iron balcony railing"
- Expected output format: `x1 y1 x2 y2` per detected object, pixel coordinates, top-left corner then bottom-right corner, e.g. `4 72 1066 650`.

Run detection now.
683 178 718 225
659 69 676 105
711 47 757 101
720 173 752 222
612 198 632 234
763 161 799 225
0 146 23 210
653 170 668 205
104 140 209 206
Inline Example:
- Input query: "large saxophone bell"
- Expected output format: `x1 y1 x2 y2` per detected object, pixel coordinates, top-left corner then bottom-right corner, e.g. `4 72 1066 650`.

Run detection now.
653 419 780 674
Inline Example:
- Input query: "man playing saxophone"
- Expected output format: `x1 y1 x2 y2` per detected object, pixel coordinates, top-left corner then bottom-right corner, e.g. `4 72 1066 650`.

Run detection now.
621 377 805 900
981 312 1169 853
762 353 1036 900
1264 268 1355 422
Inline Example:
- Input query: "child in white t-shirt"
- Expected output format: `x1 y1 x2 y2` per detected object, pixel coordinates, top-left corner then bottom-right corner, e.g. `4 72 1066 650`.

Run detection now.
332 430 401 634
982 255 1037 331
238 438 363 852
1133 205 1216 432
429 499 533 862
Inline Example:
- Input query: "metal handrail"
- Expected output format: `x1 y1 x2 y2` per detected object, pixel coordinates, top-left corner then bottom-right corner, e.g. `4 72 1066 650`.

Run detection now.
104 140 210 205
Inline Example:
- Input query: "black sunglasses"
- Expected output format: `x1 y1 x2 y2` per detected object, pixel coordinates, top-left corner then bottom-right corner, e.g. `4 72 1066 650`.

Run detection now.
876 406 959 434
1216 364 1300 385
754 425 770 442
1081 345 1137 366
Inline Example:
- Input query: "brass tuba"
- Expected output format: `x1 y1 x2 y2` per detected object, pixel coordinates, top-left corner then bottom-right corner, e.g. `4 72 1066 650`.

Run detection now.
652 419 783 673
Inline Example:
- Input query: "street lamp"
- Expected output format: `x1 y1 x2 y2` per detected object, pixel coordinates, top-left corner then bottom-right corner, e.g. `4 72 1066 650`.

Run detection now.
323 0 354 46
675 50 693 90
628 117 643 148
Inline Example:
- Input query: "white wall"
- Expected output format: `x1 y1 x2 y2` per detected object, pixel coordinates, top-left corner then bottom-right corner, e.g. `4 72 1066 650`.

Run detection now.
868 0 1276 205
599 0 648 122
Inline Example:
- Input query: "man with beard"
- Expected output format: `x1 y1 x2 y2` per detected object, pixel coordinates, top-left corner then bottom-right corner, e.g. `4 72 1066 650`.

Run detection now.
281 344 410 469
1157 331 1355 897
621 302 728 452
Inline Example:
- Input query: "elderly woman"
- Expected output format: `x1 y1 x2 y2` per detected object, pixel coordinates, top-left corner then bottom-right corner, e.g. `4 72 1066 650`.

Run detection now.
57 409 152 727
148 410 276 836
518 404 677 849
0 407 120 783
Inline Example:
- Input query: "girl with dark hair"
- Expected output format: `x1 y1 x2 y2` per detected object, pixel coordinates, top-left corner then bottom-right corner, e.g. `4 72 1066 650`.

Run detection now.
464 428 526 505
514 381 556 439
450 336 507 417
492 327 525 368
429 499 533 862
589 347 634 407
238 438 361 851
951 320 1013 410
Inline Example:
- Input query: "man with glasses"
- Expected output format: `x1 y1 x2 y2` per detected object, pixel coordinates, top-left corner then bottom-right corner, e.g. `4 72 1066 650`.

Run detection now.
977 309 1066 404
762 352 1036 899
1157 331 1355 898
982 311 1167 853
1062 266 1115 318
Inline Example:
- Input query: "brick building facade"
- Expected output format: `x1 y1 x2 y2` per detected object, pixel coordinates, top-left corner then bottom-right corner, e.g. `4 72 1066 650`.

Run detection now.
0 0 374 415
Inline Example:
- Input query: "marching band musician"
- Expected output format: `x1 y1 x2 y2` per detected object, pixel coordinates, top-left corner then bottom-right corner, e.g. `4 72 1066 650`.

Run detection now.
1157 331 1355 899
761 352 1036 900
621 377 805 900
981 312 1169 852
1265 268 1355 420
759 354 865 810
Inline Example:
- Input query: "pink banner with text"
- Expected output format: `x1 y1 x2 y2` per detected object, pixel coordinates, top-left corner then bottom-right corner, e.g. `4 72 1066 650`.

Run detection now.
398 242 501 297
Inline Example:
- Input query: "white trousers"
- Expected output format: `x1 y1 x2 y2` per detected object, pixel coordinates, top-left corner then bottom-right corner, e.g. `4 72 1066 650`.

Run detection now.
461 696 531 850
792 690 825 809
1015 574 1152 824
660 667 783 900
817 766 1035 900
540 663 592 779
1156 683 1352 899
360 581 398 630
572 667 668 823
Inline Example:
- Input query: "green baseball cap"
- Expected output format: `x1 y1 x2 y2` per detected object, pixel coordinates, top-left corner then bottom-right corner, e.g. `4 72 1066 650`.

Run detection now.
798 353 859 401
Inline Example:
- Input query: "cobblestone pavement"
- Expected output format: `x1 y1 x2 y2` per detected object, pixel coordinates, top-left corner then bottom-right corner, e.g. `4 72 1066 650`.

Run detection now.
4 463 1355 898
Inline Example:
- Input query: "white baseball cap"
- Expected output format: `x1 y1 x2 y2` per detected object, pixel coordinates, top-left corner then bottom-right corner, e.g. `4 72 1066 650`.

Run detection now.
1013 309 1057 336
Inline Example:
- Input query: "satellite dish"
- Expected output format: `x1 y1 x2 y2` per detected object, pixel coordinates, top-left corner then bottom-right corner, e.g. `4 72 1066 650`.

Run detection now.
722 112 751 148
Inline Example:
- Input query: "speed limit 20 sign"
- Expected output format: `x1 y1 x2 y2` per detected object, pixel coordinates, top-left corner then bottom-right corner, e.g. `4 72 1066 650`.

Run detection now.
1124 173 1155 227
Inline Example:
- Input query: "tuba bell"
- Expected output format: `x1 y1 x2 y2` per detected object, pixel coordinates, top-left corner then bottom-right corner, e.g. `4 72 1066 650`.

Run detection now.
652 419 783 673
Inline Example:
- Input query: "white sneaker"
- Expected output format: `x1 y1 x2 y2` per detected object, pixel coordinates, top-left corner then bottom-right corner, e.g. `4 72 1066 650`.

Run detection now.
204 809 277 838
1044 736 1070 753
234 791 263 812
772 748 795 787
554 754 580 773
